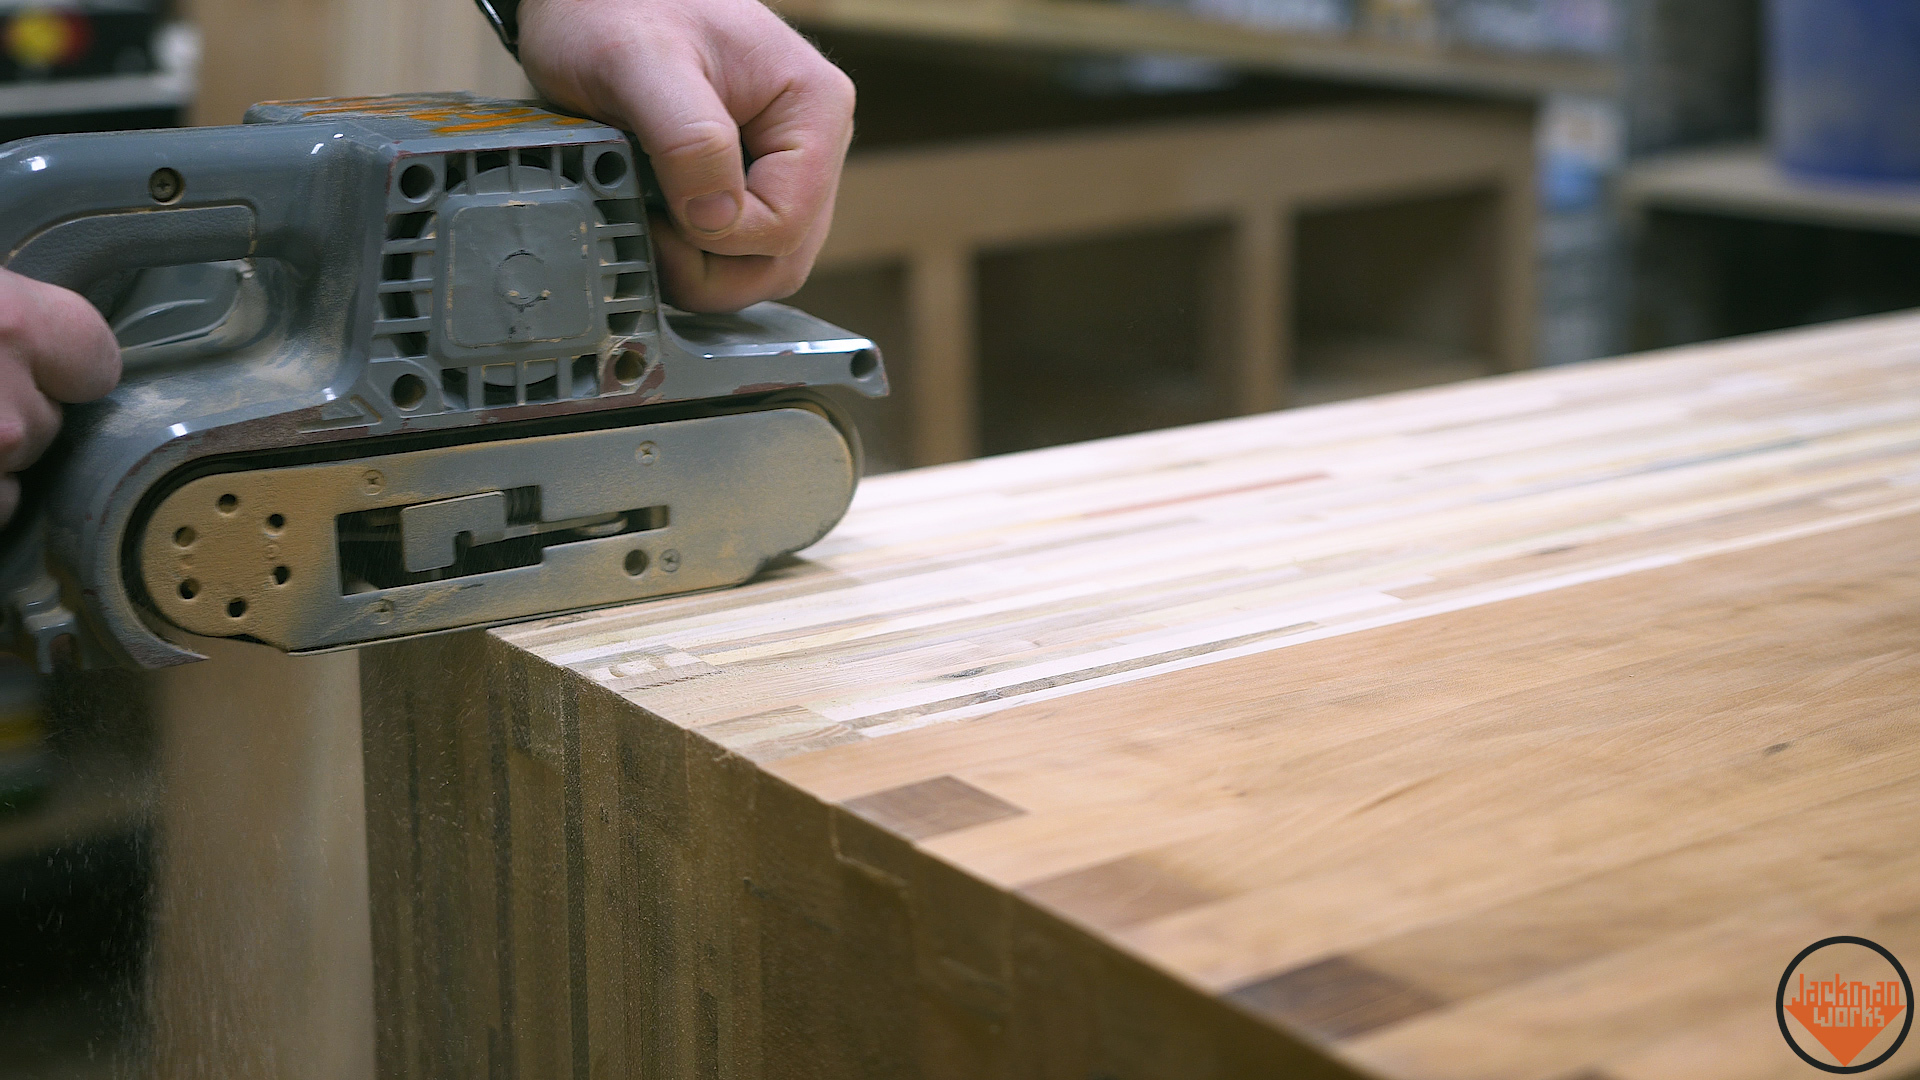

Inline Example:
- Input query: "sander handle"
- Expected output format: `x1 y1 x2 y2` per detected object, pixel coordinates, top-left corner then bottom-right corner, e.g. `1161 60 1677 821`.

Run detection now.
0 121 391 671
0 120 383 302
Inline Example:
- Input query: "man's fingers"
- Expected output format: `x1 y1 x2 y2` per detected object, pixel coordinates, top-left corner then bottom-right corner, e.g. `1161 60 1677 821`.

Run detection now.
650 217 779 313
0 355 63 475
598 45 749 241
726 57 854 259
0 269 120 403
0 269 116 500
514 0 855 307
650 206 830 313
659 36 855 261
594 15 851 260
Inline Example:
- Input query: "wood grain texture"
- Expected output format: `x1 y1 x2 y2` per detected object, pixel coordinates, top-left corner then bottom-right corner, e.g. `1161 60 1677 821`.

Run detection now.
366 313 1920 1078
505 312 1920 758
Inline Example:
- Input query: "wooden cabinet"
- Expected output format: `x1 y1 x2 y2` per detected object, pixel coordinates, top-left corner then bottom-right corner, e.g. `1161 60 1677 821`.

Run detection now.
798 102 1535 468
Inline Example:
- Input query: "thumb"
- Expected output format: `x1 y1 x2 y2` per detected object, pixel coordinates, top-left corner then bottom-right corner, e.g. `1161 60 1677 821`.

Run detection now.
606 51 746 240
0 269 119 403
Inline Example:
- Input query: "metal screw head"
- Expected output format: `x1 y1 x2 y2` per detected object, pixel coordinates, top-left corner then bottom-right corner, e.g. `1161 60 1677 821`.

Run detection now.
149 167 183 204
635 442 659 466
660 550 681 573
363 470 385 494
371 600 395 624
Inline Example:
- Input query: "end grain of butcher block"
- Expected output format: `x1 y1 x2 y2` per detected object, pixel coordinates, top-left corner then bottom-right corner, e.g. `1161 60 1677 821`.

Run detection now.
363 312 1920 1079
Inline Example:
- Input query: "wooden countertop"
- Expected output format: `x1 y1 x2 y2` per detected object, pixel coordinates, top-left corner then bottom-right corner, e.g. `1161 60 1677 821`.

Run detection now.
367 311 1920 1079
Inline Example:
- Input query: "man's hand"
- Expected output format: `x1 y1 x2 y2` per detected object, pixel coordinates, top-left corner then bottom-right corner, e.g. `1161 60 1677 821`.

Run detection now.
0 270 120 527
517 0 855 313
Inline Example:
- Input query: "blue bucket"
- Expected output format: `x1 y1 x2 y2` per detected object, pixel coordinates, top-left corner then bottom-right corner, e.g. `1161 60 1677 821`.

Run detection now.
1770 0 1920 181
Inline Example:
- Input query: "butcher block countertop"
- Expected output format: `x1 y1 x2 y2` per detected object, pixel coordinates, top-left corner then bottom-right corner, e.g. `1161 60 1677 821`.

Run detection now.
362 312 1920 1080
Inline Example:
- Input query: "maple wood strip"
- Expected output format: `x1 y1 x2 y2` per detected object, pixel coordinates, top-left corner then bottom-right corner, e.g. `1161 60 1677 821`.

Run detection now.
1599 1010 1829 1080
1350 776 1920 1006
502 319 1920 754
767 496 1920 809
1107 514 1920 989
1342 866 1920 1079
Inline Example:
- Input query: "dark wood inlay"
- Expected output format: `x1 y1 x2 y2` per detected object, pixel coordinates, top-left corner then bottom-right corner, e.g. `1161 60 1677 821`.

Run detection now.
1021 855 1225 932
1227 955 1446 1042
843 775 1025 840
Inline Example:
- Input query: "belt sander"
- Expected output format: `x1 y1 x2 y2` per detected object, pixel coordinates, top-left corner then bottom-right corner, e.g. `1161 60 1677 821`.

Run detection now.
0 94 886 671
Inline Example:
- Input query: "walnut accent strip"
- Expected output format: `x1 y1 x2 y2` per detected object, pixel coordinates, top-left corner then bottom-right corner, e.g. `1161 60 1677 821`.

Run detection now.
842 775 1026 841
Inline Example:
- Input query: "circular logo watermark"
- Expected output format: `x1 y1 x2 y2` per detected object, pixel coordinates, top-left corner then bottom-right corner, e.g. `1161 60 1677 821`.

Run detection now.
1778 937 1912 1072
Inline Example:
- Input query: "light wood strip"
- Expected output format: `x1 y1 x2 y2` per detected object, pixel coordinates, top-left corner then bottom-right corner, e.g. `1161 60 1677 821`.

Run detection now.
1351 777 1920 1006
1343 869 1920 1079
502 314 1920 762
1111 516 1920 988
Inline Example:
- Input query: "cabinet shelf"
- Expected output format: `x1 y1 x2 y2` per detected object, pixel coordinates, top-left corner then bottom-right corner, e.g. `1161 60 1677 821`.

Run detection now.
775 0 1617 97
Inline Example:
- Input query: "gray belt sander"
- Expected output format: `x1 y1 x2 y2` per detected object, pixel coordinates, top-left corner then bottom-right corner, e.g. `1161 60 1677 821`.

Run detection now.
0 93 886 671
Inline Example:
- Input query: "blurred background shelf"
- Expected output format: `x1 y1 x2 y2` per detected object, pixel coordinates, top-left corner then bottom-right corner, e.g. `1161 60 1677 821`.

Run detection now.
1624 144 1920 355
1622 143 1920 234
0 19 197 140
773 0 1617 97
0 68 190 120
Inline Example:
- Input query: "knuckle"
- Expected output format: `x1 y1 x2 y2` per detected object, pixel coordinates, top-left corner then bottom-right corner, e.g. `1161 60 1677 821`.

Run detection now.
0 293 31 351
819 63 856 111
575 35 634 92
655 118 738 166
764 262 811 302
0 417 28 463
759 226 808 260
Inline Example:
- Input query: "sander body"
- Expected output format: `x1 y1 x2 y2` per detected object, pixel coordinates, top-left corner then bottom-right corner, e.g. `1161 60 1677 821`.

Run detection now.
0 94 887 670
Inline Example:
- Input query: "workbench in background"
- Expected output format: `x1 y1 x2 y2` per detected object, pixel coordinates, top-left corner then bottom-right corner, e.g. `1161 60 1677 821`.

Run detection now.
798 99 1535 469
363 311 1920 1079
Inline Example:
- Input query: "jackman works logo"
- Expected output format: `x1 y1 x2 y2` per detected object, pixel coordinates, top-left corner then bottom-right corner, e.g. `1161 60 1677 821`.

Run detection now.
1778 937 1913 1072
